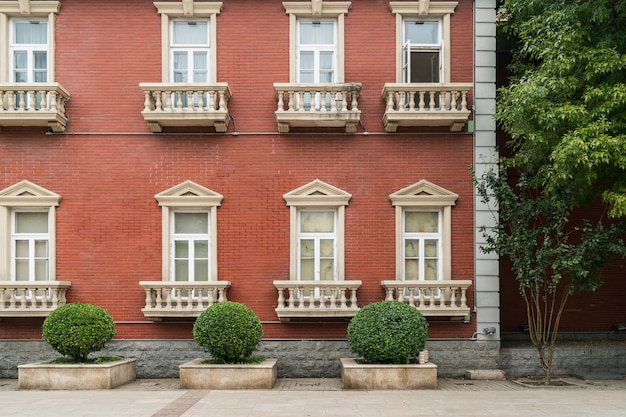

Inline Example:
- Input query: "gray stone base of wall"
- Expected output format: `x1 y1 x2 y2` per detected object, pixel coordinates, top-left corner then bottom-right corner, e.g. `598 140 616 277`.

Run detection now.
1 338 625 379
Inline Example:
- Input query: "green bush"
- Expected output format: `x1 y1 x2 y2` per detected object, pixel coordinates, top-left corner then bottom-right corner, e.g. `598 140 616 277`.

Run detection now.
347 301 428 364
42 303 116 362
193 301 263 363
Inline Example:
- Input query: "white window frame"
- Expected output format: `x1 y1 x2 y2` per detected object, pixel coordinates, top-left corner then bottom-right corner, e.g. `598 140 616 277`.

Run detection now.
296 18 337 83
389 180 458 282
0 1 59 83
401 209 443 282
170 210 211 282
284 179 351 282
9 18 49 83
0 180 61 282
154 1 222 83
155 180 222 282
283 1 351 83
296 209 338 282
390 1 457 83
11 209 50 282
402 19 442 83
170 19 211 83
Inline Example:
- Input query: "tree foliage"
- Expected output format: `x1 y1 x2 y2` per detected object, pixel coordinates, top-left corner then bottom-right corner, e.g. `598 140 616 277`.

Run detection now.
497 0 626 218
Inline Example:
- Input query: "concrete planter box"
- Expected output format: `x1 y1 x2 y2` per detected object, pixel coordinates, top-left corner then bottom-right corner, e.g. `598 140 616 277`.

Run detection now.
18 358 136 390
340 358 437 390
180 358 277 389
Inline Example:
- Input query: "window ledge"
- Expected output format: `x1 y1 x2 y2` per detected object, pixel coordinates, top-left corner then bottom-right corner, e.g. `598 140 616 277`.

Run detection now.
0 281 71 318
139 280 231 321
382 83 472 132
273 280 362 321
0 83 70 133
139 83 231 133
274 83 362 133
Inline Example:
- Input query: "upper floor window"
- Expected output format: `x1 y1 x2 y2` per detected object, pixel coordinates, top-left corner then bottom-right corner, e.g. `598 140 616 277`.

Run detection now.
283 1 351 83
284 179 351 282
297 19 336 83
155 180 222 282
0 1 60 83
0 180 61 282
390 1 457 83
10 19 48 83
154 2 222 83
403 19 441 83
171 19 210 83
389 180 458 282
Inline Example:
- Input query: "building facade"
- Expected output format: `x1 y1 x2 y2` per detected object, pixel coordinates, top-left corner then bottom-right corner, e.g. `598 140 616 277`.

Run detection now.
0 0 500 378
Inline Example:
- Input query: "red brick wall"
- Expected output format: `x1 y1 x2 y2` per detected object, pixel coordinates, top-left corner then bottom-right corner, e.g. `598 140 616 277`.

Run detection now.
0 0 476 340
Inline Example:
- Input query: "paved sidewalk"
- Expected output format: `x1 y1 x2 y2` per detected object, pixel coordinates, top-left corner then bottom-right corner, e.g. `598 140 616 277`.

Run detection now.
1 378 625 417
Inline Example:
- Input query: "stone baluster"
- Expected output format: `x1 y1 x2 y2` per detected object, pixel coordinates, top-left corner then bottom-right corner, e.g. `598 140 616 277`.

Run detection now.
185 91 193 111
408 91 416 111
408 287 416 307
429 91 436 111
0 288 5 308
288 91 296 112
159 91 167 111
277 287 285 308
164 287 173 309
7 91 15 111
350 89 358 111
18 91 26 111
175 288 183 309
288 286 296 309
276 91 285 112
461 91 468 111
218 90 227 112
418 91 426 111
144 288 153 310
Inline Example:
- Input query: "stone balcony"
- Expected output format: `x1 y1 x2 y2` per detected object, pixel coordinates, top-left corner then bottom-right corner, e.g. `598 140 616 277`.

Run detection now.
382 83 472 132
139 83 231 133
139 281 231 321
273 280 362 321
0 281 71 318
273 83 362 133
381 280 472 319
0 83 70 132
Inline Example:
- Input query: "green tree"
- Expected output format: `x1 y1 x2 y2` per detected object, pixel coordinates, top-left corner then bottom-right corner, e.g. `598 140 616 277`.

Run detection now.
480 0 626 383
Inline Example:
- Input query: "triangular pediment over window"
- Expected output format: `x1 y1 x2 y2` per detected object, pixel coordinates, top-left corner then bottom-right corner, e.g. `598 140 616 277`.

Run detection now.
0 180 61 206
389 179 458 207
155 180 223 207
284 179 351 207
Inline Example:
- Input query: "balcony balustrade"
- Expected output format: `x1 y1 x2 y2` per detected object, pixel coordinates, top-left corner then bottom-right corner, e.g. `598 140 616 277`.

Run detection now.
0 83 70 132
381 280 472 319
273 280 362 321
139 281 231 320
382 83 472 132
274 83 362 133
0 281 71 318
139 83 231 133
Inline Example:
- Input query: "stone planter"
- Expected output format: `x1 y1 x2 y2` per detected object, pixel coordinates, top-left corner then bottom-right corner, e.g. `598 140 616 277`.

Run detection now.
180 358 277 389
340 358 437 390
18 358 136 390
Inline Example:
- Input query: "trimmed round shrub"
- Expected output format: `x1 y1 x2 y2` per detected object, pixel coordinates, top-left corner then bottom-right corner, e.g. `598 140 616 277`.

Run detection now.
42 303 116 362
193 301 263 363
347 301 428 364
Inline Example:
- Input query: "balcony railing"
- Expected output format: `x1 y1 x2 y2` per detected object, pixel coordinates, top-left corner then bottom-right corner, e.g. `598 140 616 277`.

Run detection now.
273 280 362 321
139 281 231 320
381 280 472 319
0 281 71 318
0 83 70 132
382 83 472 132
139 83 231 133
274 83 362 133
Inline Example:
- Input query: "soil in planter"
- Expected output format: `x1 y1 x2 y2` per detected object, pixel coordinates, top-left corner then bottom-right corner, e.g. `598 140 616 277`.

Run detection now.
512 376 585 388
43 356 124 365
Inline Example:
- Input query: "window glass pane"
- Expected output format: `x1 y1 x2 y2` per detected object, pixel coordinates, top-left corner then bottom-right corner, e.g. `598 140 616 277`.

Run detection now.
14 21 47 44
193 52 207 70
194 260 208 281
35 240 48 258
405 21 439 44
174 212 208 234
15 240 29 258
425 259 438 280
405 239 419 258
173 21 208 45
320 239 334 257
175 260 188 281
405 212 438 233
175 240 188 258
405 259 418 281
320 259 334 281
300 259 314 281
34 52 47 69
299 21 334 44
35 259 48 281
15 260 29 281
300 211 334 233
34 71 47 82
16 212 48 233
174 51 188 70
13 51 27 69
300 239 314 258
410 51 440 83
320 52 333 70
299 51 314 70
195 240 208 258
